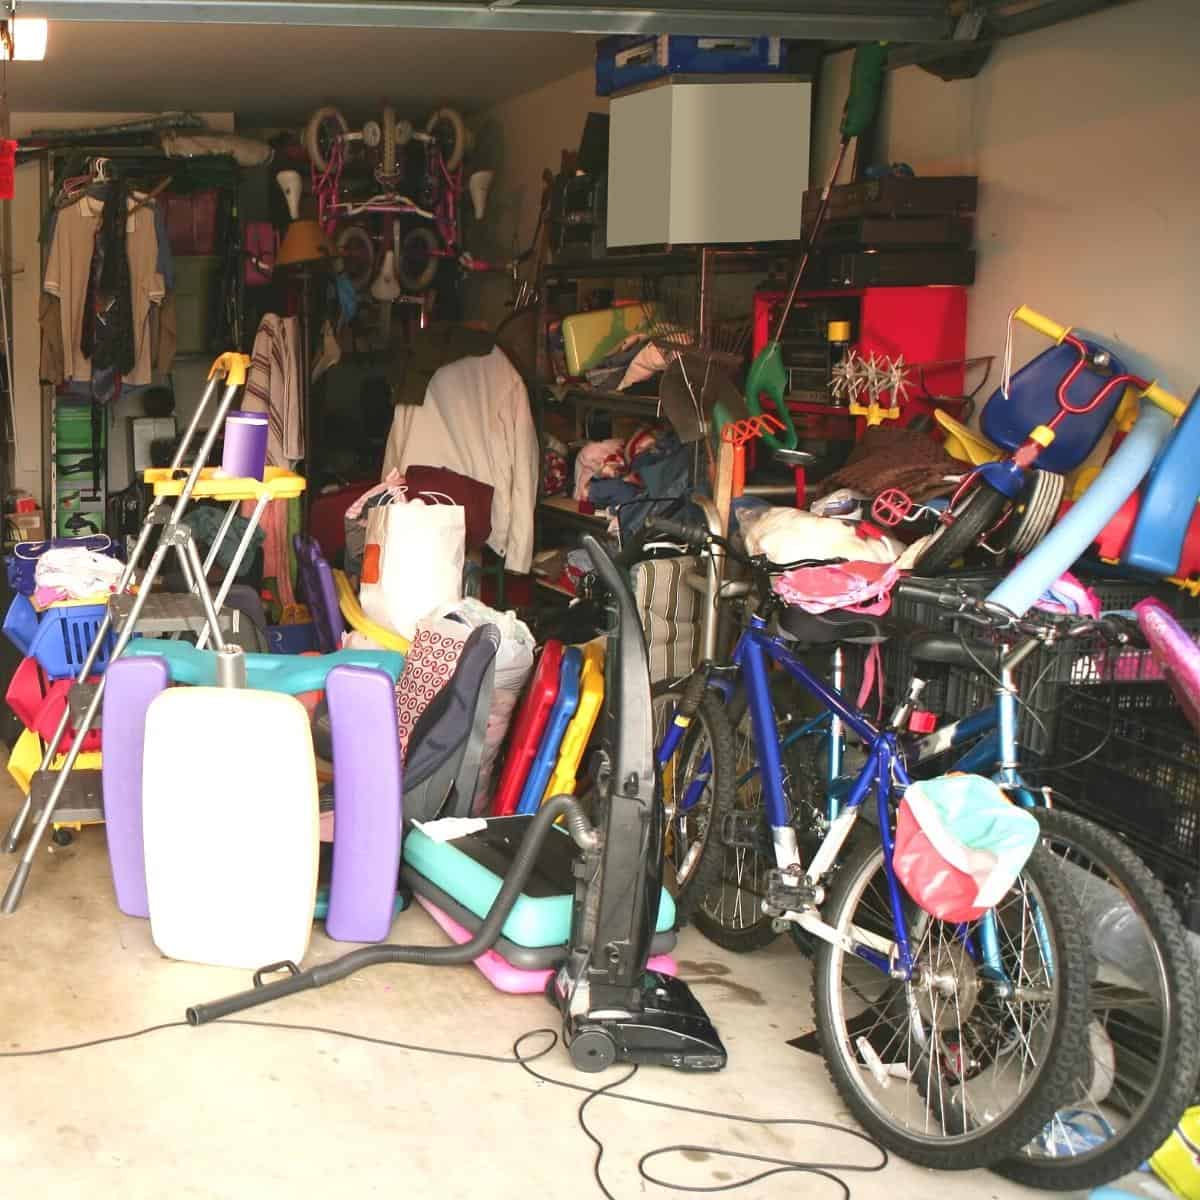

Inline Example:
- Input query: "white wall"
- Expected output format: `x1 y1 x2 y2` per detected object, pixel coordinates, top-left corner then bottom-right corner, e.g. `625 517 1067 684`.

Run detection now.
6 112 234 500
468 67 607 325
812 0 1200 399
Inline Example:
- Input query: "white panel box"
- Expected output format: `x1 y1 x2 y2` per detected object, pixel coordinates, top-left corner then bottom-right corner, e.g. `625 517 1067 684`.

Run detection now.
607 78 812 247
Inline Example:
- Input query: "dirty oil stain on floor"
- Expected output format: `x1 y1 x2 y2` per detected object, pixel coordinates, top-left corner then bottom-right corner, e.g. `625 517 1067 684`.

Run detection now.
676 960 766 1007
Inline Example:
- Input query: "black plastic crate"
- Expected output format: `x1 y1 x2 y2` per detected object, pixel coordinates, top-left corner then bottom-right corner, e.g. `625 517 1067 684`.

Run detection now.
1049 684 1200 931
881 572 1199 756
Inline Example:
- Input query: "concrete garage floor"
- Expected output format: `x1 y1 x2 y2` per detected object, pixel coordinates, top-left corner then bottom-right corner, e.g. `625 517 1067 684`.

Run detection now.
0 780 1051 1200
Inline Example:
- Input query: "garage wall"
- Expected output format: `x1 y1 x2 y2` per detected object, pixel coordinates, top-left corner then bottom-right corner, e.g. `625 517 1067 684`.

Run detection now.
811 0 1200 398
468 66 607 326
7 112 234 500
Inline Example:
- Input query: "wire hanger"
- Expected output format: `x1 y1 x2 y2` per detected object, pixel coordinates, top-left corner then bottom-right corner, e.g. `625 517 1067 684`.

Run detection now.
90 156 112 183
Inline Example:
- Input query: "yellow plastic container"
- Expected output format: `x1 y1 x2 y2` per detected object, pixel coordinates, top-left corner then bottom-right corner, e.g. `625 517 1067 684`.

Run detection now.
7 726 102 798
1151 1106 1200 1199
544 639 605 800
561 304 659 375
333 569 411 654
934 410 1001 465
143 465 306 502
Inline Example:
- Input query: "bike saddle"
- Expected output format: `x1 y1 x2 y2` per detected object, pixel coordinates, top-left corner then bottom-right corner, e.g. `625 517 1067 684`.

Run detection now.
776 606 890 645
908 632 1004 674
772 447 817 468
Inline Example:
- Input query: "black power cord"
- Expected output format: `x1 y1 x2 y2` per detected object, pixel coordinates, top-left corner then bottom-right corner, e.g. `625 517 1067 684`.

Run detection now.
0 1018 888 1198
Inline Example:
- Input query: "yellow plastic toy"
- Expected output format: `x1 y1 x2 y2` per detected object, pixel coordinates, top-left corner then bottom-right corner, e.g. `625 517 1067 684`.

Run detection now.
543 639 605 800
333 568 411 653
143 464 306 502
1151 1106 1200 1200
7 727 103 833
934 409 1001 465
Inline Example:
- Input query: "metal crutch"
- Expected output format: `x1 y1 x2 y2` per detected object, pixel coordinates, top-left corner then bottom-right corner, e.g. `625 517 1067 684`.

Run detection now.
1 354 249 912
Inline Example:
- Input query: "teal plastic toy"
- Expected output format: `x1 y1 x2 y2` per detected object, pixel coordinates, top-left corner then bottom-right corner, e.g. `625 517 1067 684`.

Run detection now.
120 639 405 693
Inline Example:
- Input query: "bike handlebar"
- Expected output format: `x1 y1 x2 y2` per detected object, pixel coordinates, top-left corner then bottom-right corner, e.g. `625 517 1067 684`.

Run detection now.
894 578 1141 646
640 515 841 575
1013 304 1186 417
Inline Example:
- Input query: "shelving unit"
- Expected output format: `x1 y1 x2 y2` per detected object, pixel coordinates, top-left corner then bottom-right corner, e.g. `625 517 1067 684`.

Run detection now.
528 243 804 606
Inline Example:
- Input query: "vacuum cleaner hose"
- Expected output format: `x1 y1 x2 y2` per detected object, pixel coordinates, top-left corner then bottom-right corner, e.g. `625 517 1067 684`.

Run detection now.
187 796 595 1025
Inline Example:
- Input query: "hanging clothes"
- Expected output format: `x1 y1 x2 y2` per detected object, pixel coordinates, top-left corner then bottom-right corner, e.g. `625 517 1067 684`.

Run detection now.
242 313 302 467
382 346 538 574
43 191 164 386
81 178 135 376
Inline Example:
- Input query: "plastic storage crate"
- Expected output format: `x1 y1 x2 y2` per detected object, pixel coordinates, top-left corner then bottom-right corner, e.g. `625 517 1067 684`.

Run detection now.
1050 684 1200 932
2 594 114 679
596 34 784 96
878 572 1200 756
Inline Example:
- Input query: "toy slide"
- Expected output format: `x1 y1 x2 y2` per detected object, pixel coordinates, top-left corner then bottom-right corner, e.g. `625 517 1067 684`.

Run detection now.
515 647 582 815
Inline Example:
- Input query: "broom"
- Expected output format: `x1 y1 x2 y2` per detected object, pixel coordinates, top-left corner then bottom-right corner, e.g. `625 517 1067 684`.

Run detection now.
744 42 888 452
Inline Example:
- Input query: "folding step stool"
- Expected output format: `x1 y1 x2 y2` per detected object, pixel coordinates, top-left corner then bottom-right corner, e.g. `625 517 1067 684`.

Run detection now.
1 353 306 913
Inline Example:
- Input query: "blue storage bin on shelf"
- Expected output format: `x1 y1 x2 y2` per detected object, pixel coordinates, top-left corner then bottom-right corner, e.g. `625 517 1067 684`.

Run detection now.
3 594 114 679
5 535 121 597
266 622 318 654
596 34 784 96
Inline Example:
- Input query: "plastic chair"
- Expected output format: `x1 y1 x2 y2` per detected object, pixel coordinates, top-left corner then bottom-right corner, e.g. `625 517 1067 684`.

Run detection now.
293 533 345 654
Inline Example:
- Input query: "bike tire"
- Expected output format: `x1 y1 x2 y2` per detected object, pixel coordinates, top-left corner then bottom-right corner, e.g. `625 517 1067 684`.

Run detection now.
304 105 348 174
650 679 735 926
812 839 1090 1170
335 224 375 293
426 107 467 171
398 226 440 291
996 806 1200 1192
913 479 1011 574
691 679 821 953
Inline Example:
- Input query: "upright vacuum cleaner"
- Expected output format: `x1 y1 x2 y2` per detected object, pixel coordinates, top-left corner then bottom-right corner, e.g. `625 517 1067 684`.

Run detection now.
189 534 726 1074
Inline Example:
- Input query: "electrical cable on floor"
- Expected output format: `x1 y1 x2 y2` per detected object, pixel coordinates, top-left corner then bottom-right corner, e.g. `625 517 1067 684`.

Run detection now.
0 1017 888 1197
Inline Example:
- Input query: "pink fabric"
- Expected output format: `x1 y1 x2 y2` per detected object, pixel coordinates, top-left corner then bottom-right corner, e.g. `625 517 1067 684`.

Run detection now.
773 560 899 615
572 438 625 501
347 469 405 521
241 497 295 607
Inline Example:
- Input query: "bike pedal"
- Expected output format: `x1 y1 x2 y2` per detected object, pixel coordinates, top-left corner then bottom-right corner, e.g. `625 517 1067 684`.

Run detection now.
719 810 771 852
764 868 818 915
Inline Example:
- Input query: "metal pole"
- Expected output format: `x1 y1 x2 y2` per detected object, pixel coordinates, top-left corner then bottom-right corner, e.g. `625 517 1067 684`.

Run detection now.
194 492 270 650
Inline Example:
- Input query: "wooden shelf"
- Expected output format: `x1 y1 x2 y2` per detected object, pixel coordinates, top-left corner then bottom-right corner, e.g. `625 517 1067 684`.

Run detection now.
538 496 609 530
540 384 662 420
534 577 576 600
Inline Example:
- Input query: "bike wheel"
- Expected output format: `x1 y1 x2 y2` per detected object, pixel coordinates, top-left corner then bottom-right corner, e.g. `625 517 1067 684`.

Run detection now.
304 105 348 173
995 806 1200 1192
335 224 375 293
426 107 467 171
650 680 734 926
691 679 821 952
913 479 1011 574
398 226 440 291
812 839 1090 1170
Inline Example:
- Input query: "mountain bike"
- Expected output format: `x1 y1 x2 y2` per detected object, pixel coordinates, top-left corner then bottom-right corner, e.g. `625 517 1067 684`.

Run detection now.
643 517 1090 1170
681 557 1199 1190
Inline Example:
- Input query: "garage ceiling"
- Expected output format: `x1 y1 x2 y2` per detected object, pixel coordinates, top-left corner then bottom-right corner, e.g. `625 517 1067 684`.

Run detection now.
2 22 596 119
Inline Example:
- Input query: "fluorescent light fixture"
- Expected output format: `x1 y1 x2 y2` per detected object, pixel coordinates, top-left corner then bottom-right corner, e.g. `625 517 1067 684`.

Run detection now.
8 17 48 61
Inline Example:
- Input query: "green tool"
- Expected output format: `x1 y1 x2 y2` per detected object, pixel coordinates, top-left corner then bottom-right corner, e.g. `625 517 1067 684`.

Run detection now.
744 42 887 452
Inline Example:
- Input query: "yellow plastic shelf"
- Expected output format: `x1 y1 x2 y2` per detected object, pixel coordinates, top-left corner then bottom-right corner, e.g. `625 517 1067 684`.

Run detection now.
143 466 307 502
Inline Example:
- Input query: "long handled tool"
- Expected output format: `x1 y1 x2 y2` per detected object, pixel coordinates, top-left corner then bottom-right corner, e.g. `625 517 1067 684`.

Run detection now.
745 43 887 452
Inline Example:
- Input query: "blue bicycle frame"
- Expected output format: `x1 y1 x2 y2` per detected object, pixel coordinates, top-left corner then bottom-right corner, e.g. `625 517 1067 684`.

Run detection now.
655 615 1035 981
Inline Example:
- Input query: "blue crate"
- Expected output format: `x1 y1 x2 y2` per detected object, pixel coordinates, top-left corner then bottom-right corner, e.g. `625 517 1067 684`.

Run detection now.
596 34 785 96
3 593 115 679
266 622 318 654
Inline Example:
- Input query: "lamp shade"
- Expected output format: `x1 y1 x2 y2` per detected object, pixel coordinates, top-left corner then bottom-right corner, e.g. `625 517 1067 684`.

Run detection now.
277 220 331 267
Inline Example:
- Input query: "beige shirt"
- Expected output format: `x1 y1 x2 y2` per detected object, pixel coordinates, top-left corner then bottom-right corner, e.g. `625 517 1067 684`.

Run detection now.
43 195 165 386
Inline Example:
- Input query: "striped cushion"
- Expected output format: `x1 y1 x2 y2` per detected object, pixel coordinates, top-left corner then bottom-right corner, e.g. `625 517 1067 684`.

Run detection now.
631 555 702 684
